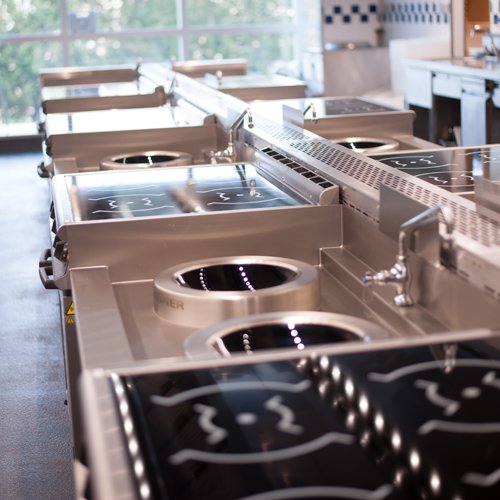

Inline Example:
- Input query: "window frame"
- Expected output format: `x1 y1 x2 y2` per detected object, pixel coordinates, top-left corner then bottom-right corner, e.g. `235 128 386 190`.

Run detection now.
0 0 304 66
0 0 314 134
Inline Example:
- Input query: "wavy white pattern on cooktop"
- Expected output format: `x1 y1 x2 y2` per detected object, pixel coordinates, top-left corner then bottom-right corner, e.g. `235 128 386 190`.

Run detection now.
238 484 394 500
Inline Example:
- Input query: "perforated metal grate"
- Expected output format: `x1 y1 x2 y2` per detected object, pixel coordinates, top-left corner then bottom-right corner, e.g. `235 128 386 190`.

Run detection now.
254 117 500 248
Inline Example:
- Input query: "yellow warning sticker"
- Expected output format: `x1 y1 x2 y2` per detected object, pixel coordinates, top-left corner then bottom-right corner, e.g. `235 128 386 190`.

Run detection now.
66 316 75 325
66 303 75 315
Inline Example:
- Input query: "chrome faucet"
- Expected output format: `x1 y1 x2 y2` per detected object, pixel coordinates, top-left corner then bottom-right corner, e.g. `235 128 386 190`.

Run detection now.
215 70 224 83
470 24 499 60
209 108 254 163
303 102 318 124
363 205 454 307
165 74 178 105
137 60 178 105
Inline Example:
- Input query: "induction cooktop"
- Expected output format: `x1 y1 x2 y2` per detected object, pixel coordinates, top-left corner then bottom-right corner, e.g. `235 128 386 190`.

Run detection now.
254 97 396 118
99 334 500 499
371 145 500 196
321 97 394 115
62 163 304 221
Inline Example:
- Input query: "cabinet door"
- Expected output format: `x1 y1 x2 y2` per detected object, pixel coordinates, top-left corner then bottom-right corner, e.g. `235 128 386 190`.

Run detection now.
406 67 432 108
461 78 490 146
433 72 462 99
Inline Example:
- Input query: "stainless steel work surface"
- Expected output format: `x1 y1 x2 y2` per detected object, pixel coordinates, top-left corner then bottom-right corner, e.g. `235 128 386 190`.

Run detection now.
41 80 157 101
49 204 339 291
44 103 206 135
67 202 345 368
70 265 394 368
204 73 307 90
405 57 500 81
39 63 139 86
171 58 248 78
40 79 167 114
200 73 307 101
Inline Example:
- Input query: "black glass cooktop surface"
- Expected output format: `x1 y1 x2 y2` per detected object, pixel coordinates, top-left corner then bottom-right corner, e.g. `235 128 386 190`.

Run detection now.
372 146 500 195
64 163 304 221
119 335 500 499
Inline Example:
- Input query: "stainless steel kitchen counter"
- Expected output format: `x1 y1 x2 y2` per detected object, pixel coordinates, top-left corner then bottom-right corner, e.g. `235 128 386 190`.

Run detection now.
405 56 500 81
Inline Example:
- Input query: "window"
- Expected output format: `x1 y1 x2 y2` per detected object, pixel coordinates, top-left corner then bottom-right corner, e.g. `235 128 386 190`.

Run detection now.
186 0 293 25
0 1 319 136
66 0 178 31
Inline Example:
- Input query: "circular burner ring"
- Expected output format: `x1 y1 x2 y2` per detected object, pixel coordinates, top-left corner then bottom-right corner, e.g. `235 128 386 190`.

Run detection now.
100 150 193 170
154 256 320 328
184 311 390 358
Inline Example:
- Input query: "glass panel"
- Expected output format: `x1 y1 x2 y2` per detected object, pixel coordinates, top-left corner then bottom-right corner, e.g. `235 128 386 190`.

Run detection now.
63 164 303 222
70 36 178 66
188 33 294 73
301 2 321 49
65 0 177 33
186 0 293 25
0 42 62 127
0 0 60 34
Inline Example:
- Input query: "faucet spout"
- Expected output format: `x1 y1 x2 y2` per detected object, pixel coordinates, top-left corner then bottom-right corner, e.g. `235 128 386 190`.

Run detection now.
209 108 254 164
303 103 318 124
229 107 254 135
470 24 499 59
166 74 177 95
397 204 453 259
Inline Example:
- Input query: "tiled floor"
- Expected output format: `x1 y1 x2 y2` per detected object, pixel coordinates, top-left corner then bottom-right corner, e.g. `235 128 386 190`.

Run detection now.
0 151 74 499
